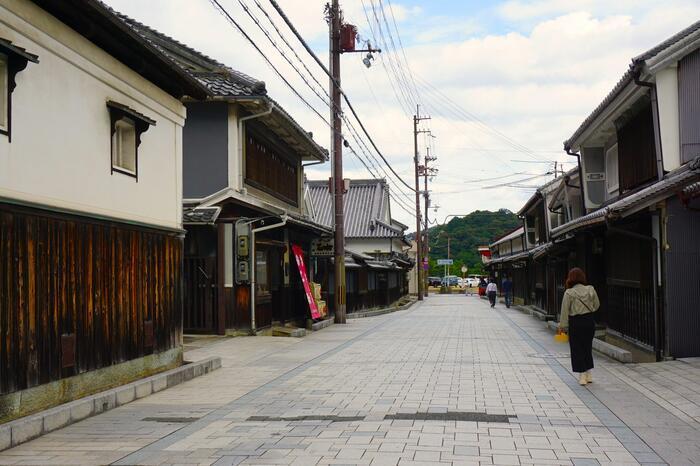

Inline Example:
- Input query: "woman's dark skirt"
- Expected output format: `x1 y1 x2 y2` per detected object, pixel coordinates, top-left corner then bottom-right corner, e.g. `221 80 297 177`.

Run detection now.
568 312 595 373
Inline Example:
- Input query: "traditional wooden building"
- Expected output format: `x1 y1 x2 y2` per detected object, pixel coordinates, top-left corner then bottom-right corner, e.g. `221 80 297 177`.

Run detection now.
552 21 700 359
307 179 413 312
0 0 208 422
121 17 331 335
489 22 700 360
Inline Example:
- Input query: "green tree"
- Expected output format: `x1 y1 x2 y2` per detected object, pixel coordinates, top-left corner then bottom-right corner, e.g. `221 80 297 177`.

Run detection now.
424 209 520 277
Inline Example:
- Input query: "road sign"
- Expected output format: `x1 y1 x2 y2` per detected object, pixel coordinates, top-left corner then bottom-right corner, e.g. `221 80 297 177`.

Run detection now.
461 266 468 273
437 259 453 265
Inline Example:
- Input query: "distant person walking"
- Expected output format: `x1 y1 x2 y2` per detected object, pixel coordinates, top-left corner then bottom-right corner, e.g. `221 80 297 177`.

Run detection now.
559 267 600 386
486 279 498 308
502 276 513 308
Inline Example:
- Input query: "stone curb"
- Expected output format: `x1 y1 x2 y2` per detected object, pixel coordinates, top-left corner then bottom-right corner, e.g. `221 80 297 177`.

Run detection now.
308 317 334 331
0 356 221 451
347 299 417 319
544 320 633 363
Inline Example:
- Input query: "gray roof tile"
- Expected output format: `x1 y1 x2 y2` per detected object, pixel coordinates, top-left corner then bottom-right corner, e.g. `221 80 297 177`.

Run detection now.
565 20 700 150
306 179 406 238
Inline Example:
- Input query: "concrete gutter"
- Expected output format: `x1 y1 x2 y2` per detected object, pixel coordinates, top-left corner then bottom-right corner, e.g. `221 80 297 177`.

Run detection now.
347 298 417 319
0 357 221 451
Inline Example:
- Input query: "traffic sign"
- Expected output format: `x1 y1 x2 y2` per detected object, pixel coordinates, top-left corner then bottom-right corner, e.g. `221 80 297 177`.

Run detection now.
437 259 453 265
461 266 468 273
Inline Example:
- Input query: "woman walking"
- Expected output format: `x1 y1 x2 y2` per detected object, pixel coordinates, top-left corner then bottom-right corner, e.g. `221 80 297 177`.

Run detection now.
559 268 599 385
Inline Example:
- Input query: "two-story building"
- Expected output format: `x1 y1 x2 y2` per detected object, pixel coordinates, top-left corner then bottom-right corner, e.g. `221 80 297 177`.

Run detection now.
550 21 700 359
307 179 413 312
121 17 331 335
0 0 208 422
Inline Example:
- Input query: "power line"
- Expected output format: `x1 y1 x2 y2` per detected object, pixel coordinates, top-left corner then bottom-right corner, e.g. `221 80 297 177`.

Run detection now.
219 0 413 203
208 0 330 126
267 0 417 193
359 0 413 115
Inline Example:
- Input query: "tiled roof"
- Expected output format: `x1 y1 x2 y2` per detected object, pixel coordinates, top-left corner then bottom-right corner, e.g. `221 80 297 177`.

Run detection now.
490 226 524 248
183 206 221 224
117 14 327 161
551 157 700 238
564 20 700 150
306 179 406 238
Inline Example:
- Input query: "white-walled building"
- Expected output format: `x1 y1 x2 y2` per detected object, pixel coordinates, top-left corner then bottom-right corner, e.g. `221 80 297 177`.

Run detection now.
0 0 207 423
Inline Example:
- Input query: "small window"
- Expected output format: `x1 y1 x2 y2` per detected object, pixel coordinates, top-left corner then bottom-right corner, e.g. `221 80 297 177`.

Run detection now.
0 53 7 132
112 117 136 173
606 143 619 194
107 101 155 179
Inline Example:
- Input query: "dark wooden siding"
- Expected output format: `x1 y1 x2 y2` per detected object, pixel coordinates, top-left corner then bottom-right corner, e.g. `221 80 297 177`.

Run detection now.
245 127 299 206
679 48 700 164
0 203 182 396
617 102 658 192
664 197 700 357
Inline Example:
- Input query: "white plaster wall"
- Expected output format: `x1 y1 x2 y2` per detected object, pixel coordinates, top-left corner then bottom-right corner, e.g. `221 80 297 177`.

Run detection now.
346 238 393 255
0 1 186 230
656 66 681 171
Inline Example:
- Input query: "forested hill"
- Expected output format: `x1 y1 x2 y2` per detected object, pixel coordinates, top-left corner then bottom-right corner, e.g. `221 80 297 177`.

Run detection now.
422 209 521 274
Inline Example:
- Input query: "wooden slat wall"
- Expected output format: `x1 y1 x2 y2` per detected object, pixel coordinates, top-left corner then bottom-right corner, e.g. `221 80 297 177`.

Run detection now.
0 204 182 396
617 103 658 192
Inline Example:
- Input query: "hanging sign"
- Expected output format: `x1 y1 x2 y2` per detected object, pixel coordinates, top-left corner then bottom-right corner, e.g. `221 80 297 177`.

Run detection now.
311 237 334 256
292 244 321 320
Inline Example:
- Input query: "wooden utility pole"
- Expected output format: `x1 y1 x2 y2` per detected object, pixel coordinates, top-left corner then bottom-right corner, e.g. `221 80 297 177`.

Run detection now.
329 0 345 323
413 105 430 300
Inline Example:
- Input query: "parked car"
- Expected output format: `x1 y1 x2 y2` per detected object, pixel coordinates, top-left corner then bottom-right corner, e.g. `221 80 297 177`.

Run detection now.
428 276 442 287
465 277 480 287
441 276 460 287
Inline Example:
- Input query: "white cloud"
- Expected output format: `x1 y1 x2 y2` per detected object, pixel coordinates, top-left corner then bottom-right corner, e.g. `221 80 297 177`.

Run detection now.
103 0 700 230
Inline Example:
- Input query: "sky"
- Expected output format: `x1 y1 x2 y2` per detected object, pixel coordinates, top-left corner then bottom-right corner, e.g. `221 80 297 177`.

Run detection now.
106 0 700 229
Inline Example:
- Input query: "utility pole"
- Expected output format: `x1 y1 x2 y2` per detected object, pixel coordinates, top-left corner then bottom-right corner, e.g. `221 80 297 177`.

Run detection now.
329 0 345 323
413 105 430 301
327 1 379 323
422 145 437 297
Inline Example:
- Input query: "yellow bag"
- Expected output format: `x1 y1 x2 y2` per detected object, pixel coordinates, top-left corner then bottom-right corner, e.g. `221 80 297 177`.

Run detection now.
554 328 569 343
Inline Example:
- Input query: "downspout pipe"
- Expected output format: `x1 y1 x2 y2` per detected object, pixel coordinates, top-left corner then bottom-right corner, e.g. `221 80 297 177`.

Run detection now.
566 147 587 215
238 102 274 191
605 223 662 361
634 72 665 181
250 214 287 334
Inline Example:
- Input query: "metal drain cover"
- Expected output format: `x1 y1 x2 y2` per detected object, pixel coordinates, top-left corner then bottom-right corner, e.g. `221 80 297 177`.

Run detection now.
142 417 200 423
385 412 510 423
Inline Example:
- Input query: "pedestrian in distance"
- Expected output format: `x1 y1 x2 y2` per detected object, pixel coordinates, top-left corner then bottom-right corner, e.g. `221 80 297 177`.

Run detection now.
502 275 513 308
558 267 600 386
486 278 498 308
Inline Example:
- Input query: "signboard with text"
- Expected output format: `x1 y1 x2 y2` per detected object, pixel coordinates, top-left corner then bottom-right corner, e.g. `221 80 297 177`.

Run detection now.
437 259 453 265
311 237 334 256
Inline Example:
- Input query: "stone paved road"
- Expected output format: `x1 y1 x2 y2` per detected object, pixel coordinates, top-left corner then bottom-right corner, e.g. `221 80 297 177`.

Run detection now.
1 295 700 465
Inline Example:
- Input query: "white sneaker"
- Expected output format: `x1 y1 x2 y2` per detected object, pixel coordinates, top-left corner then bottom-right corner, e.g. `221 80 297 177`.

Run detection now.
578 373 588 385
585 371 593 384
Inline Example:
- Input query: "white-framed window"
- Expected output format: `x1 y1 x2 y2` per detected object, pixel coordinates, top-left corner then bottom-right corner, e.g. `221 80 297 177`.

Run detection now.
606 143 619 194
0 52 8 133
111 117 137 174
107 101 155 179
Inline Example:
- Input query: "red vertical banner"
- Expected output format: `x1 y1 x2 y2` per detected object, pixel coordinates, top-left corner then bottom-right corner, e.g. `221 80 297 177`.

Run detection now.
291 244 321 320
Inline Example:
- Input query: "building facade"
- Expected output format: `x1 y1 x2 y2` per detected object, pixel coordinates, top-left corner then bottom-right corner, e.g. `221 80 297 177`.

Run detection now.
307 179 413 313
0 0 207 422
121 17 331 334
485 21 700 360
